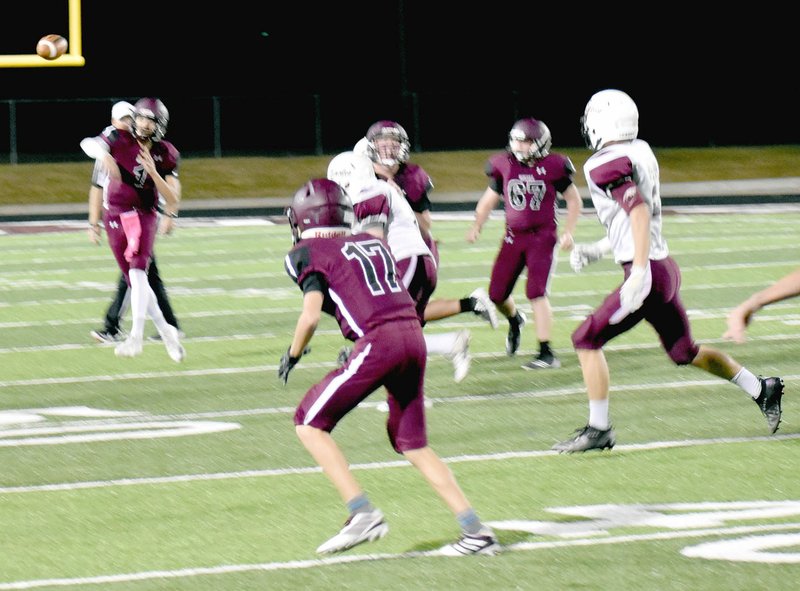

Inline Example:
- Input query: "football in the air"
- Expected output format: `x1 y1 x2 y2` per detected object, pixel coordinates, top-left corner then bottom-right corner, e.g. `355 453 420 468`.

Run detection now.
36 34 68 60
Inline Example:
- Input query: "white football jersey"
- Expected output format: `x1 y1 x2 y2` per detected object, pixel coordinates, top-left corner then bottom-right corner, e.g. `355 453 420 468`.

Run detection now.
351 178 433 264
583 139 669 264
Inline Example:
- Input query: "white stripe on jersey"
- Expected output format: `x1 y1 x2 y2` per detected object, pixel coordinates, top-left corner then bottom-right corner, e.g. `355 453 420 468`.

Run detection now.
329 287 364 338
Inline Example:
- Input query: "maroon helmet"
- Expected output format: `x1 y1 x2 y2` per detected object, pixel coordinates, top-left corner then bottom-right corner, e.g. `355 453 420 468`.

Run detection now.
508 117 552 163
365 120 410 166
132 97 169 142
286 179 353 244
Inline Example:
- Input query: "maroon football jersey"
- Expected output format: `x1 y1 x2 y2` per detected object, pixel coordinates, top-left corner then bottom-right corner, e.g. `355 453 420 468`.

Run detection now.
285 232 420 341
380 162 433 214
485 151 575 233
95 127 180 216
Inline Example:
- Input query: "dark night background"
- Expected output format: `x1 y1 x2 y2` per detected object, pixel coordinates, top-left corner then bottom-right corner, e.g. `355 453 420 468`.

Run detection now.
2 1 796 158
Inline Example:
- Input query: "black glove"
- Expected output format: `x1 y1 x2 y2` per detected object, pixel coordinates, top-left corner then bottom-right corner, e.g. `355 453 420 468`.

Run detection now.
278 346 310 385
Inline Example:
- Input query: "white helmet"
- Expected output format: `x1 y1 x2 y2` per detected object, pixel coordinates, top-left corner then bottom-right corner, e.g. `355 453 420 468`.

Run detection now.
326 151 376 198
353 137 370 158
111 101 134 123
581 89 639 151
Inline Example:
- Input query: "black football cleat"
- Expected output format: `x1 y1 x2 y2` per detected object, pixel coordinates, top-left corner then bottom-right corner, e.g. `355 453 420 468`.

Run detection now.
552 424 616 453
505 312 527 356
755 376 784 434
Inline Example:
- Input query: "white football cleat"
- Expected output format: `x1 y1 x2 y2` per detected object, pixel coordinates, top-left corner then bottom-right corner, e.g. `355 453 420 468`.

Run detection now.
449 330 471 383
470 287 499 329
115 336 143 358
316 509 388 554
160 324 185 363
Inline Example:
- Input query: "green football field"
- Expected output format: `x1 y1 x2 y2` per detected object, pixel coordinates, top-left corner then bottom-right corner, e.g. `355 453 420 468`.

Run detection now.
0 210 798 590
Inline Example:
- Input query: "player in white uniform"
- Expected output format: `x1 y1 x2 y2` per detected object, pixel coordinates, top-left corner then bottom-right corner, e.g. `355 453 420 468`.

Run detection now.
554 89 785 452
328 151 472 382
354 126 498 332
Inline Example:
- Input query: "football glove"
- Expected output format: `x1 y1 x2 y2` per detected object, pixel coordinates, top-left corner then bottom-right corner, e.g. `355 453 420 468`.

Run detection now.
610 264 652 324
569 237 611 273
278 346 310 385
336 346 353 368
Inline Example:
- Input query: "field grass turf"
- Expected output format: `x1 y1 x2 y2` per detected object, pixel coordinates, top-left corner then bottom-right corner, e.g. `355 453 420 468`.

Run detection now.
0 210 798 590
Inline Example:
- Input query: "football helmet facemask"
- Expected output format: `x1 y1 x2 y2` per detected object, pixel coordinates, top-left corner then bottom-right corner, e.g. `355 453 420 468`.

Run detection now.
327 151 376 198
508 118 552 164
365 120 410 167
286 178 354 244
132 97 169 142
581 89 639 151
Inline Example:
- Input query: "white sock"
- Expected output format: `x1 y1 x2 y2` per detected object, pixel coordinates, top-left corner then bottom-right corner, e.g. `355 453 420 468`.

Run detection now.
146 288 171 336
731 368 761 399
588 399 610 430
128 269 149 340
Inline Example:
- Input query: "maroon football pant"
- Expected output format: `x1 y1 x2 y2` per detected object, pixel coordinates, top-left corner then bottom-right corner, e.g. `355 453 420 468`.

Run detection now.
488 226 557 303
294 320 429 453
105 208 158 282
571 257 700 365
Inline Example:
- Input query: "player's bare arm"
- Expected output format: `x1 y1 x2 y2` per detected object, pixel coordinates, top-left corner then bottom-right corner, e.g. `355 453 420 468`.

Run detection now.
724 267 800 343
559 183 582 251
466 188 501 243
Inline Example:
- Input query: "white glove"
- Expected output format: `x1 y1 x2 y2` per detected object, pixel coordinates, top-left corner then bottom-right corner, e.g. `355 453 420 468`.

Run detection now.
570 238 611 273
610 264 652 324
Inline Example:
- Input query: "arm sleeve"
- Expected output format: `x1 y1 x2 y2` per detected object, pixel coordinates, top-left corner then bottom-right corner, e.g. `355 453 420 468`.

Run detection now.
300 272 325 295
485 159 504 194
553 157 577 193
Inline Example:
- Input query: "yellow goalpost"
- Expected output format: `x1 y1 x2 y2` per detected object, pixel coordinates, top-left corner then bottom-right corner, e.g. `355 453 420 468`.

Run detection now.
0 0 84 68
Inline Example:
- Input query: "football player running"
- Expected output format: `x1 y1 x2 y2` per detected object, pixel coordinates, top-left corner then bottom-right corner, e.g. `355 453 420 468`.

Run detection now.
279 178 499 556
554 89 784 453
466 117 582 370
